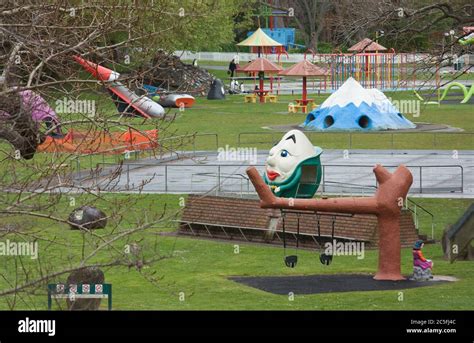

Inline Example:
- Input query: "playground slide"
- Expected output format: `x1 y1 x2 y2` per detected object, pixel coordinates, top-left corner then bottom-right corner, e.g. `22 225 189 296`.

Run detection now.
74 56 165 118
153 94 195 108
442 203 474 262
142 84 195 108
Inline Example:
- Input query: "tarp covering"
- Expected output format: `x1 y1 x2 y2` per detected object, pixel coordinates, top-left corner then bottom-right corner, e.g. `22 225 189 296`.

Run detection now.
37 129 158 154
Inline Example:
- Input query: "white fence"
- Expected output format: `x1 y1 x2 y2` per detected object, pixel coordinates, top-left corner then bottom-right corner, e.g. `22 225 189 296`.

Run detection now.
174 50 430 64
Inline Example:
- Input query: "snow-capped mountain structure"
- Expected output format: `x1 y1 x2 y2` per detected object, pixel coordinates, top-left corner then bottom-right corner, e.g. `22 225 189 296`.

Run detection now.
302 77 415 131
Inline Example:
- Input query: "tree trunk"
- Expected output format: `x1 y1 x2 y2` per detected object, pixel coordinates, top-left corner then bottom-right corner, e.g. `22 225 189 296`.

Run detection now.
309 32 319 51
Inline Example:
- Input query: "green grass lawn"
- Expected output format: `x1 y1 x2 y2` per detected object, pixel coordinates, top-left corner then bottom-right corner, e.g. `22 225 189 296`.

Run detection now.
0 193 472 310
163 92 474 150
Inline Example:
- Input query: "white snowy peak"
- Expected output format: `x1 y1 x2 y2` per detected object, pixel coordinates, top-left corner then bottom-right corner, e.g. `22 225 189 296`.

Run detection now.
320 77 392 109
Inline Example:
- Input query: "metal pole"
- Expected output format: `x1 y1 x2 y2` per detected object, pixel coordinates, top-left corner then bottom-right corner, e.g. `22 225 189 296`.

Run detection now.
165 166 168 193
414 205 418 230
127 164 130 189
322 165 325 193
419 167 423 194
108 285 112 311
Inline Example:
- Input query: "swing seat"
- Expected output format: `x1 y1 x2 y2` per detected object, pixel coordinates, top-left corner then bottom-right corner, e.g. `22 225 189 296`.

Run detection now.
285 255 298 268
320 253 333 266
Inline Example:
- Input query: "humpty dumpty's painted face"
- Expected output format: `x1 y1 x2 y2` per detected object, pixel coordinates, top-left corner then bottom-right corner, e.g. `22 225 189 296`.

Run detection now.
266 130 317 184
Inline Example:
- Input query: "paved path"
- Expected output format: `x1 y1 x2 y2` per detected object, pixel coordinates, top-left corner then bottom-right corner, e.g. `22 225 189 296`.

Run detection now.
80 150 474 198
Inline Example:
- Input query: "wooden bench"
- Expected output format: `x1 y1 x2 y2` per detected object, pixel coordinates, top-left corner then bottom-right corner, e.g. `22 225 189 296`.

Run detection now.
288 103 307 113
244 94 257 103
264 95 278 103
288 102 317 113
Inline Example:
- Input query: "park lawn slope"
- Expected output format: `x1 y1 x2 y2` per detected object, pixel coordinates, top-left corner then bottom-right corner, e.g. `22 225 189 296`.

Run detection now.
0 195 472 310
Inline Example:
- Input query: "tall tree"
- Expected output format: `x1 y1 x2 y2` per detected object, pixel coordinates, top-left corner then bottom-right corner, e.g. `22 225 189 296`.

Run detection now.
0 0 253 308
264 0 333 51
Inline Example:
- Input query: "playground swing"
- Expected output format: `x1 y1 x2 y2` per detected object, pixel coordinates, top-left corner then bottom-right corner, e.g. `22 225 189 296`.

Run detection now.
318 214 335 266
281 211 300 268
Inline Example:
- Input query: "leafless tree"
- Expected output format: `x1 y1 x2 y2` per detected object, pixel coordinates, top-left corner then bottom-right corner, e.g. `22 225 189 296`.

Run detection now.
269 0 472 93
330 0 474 92
263 0 333 51
0 0 234 309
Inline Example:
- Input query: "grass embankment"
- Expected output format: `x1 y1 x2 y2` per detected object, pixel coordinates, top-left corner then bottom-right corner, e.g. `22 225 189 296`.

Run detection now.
0 194 472 310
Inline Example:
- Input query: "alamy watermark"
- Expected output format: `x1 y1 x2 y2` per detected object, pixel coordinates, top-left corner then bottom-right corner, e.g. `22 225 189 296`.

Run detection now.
217 145 257 164
55 97 96 117
324 240 365 260
18 317 55 336
0 239 38 259
387 97 421 117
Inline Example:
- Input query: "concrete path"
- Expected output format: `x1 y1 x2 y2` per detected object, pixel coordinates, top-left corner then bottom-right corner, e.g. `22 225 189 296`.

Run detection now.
79 150 474 198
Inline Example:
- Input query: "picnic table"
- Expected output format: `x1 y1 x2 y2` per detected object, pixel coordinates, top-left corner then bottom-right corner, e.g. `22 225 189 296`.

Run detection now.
294 98 315 106
244 89 278 103
289 99 317 113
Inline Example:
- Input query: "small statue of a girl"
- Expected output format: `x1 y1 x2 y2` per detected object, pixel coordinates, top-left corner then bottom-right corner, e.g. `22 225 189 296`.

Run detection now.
412 240 433 280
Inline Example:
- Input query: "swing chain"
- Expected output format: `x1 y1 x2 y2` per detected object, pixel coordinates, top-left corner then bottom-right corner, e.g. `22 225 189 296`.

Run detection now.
282 210 299 268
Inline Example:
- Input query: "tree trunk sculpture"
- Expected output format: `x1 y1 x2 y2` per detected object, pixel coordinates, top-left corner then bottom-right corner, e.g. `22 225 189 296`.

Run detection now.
246 164 413 281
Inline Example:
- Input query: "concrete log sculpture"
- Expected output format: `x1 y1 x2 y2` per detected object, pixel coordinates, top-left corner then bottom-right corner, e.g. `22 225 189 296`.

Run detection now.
246 164 413 281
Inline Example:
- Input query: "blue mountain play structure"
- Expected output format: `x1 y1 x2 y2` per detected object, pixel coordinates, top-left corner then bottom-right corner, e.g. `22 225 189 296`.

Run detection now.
302 77 416 131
